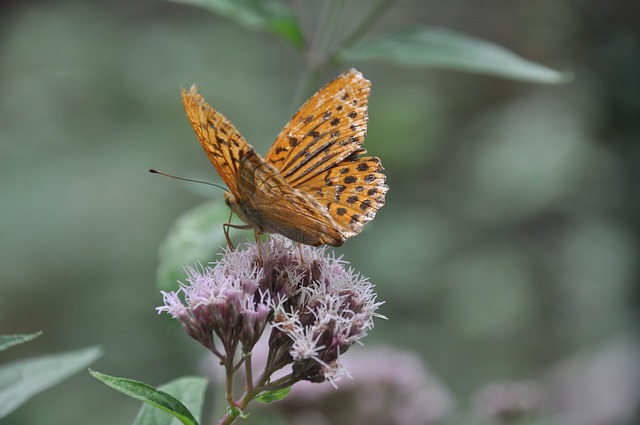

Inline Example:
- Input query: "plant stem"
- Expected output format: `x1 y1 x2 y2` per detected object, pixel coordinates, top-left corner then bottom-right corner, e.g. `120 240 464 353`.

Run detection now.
291 0 312 49
317 0 346 60
258 375 296 392
292 67 322 111
244 353 253 394
224 355 235 408
340 0 397 50
216 368 272 425
292 0 396 109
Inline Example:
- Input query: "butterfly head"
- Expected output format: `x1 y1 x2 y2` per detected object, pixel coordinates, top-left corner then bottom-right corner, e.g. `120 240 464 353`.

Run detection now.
224 191 260 233
223 191 233 208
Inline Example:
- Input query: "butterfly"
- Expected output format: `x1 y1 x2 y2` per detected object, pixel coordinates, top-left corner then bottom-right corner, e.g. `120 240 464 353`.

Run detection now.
181 68 387 248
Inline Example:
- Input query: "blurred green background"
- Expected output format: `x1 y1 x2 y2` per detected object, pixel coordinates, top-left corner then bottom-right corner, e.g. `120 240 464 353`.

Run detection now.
1 0 638 424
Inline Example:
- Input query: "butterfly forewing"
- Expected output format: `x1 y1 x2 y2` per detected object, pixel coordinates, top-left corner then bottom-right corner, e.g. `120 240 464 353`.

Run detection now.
181 85 254 195
265 68 371 187
265 68 387 237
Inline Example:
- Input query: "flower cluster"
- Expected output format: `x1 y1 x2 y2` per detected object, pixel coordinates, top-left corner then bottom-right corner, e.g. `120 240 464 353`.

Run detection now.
157 235 384 386
158 260 269 355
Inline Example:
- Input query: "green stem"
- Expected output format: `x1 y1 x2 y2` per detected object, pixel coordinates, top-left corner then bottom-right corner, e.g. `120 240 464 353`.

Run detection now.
291 0 312 50
289 0 344 112
317 0 346 60
292 0 396 109
340 0 397 50
289 67 322 113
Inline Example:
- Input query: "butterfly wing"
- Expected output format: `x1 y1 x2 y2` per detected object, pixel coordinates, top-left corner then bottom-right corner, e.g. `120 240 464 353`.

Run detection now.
295 155 388 238
265 68 387 238
181 85 255 195
266 68 371 186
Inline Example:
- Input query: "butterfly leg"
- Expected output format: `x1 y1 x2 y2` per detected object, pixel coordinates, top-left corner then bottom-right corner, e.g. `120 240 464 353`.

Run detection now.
222 222 236 251
223 211 252 252
223 223 253 250
224 210 234 250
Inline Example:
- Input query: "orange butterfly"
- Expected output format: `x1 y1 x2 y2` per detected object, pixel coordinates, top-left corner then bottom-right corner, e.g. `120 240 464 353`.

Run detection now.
181 68 387 247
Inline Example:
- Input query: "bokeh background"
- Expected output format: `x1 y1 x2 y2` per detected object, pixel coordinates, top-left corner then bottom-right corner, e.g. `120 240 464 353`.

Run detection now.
1 0 638 424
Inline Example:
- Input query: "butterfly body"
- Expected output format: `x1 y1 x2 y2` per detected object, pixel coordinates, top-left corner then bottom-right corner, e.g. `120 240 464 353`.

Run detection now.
223 149 345 246
182 69 387 247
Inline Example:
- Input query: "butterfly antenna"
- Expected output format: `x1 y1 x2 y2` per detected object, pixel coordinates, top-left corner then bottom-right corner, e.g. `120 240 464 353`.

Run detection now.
149 168 227 192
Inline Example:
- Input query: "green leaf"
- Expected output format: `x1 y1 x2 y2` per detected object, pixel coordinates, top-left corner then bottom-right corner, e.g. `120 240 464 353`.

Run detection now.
133 377 209 425
226 405 249 419
255 386 291 403
341 27 572 84
0 346 102 419
156 201 231 291
0 332 41 352
91 371 205 425
168 0 304 47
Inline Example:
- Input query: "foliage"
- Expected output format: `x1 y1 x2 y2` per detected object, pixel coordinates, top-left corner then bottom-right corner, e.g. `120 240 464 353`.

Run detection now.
0 333 101 419
90 372 207 425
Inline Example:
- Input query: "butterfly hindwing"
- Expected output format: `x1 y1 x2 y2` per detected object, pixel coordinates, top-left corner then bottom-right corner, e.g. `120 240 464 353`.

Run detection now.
295 154 387 236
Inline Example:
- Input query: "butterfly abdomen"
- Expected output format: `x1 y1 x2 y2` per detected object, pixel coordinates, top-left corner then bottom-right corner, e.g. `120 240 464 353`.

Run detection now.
229 187 344 247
